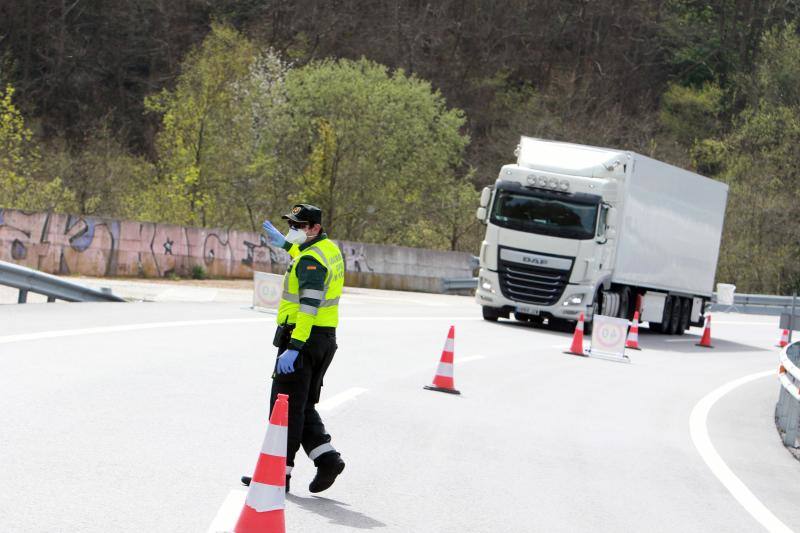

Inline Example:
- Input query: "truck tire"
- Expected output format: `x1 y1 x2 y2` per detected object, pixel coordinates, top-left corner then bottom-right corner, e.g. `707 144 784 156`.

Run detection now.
482 306 499 322
668 297 682 335
617 286 631 320
679 298 691 334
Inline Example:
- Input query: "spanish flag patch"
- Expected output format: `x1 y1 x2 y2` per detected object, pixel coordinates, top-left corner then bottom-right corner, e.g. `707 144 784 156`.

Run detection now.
306 265 317 270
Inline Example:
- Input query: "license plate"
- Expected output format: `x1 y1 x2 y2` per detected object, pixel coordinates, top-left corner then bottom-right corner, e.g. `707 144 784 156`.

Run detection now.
516 305 541 316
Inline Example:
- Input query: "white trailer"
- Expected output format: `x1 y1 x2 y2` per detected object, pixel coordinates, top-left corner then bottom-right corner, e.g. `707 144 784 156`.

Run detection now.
475 136 728 334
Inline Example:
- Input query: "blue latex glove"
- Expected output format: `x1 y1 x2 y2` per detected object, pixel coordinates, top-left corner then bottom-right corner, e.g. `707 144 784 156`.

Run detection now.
276 349 299 374
262 220 286 247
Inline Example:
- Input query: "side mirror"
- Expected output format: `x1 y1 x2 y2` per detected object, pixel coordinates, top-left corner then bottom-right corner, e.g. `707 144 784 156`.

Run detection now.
476 206 487 221
606 206 618 227
479 187 492 208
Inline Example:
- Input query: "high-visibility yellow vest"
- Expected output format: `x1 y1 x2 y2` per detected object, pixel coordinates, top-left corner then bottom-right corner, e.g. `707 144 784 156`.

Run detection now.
277 238 345 333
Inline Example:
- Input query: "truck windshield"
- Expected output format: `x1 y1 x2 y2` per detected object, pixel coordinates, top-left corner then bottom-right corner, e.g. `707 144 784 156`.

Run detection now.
490 191 598 239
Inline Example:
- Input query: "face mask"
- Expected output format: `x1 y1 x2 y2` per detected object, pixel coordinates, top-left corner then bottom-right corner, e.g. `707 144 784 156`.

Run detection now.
285 227 308 245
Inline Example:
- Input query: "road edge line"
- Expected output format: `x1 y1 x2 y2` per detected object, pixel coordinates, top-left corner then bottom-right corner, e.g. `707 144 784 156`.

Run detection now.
689 369 792 533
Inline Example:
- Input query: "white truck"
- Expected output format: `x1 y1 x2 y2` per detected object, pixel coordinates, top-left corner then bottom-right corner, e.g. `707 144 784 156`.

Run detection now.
475 136 728 334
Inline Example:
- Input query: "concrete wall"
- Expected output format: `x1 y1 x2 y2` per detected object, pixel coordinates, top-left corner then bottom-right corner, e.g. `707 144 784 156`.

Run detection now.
0 208 475 293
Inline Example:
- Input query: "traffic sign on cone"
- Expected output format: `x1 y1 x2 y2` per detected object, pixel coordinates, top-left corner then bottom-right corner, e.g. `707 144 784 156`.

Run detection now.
777 329 790 348
424 325 461 395
626 311 642 350
696 315 714 348
564 313 587 356
235 394 289 533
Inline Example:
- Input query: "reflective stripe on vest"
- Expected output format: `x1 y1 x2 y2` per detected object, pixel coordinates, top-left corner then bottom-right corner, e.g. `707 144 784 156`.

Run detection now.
277 238 345 327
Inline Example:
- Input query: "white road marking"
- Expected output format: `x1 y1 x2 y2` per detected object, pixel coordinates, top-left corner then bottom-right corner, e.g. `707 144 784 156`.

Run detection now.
207 387 368 532
206 489 246 533
458 355 485 363
0 316 481 345
689 369 792 533
317 387 368 412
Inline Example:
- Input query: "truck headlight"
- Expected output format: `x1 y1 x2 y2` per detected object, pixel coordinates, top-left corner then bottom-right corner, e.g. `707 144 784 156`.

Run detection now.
480 277 493 291
562 293 584 306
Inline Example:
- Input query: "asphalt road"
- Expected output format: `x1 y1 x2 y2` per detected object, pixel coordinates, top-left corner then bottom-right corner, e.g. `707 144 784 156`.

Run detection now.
1 288 799 532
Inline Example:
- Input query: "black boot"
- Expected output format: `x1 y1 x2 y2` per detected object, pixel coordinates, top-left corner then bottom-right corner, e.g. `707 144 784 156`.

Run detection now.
309 455 345 493
240 475 291 492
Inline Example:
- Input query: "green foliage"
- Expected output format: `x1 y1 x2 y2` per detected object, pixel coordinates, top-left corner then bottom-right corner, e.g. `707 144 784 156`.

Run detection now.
281 58 471 247
712 26 800 294
142 23 287 230
659 83 723 145
191 265 208 280
0 84 75 211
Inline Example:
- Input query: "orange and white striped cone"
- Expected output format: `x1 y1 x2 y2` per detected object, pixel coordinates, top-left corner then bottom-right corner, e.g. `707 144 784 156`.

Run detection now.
626 311 642 350
696 314 714 348
235 393 289 533
564 312 587 356
424 325 461 395
777 329 790 348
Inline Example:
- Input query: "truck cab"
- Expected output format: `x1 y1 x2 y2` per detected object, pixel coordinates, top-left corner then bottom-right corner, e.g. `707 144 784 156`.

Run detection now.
475 139 624 328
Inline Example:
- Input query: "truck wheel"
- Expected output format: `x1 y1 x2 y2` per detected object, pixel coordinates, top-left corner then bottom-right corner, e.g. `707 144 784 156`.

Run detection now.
617 287 631 320
668 297 682 335
678 298 691 334
482 306 499 322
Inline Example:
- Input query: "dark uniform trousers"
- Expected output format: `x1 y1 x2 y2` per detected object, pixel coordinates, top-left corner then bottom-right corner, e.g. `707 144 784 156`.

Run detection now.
270 326 339 469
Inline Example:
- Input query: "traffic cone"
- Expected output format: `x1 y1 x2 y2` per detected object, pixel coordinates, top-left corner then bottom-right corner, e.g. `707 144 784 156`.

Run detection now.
626 311 642 350
424 325 461 395
777 329 790 348
564 313 587 356
235 394 289 533
696 315 714 348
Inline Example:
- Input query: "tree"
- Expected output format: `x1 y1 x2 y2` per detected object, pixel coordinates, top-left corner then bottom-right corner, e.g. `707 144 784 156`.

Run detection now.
0 83 74 211
713 25 800 294
280 57 470 246
142 23 288 229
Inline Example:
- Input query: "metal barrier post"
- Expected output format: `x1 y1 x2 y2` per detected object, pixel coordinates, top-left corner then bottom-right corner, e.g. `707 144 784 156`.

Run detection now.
783 400 799 447
790 292 796 344
777 387 791 432
18 289 27 303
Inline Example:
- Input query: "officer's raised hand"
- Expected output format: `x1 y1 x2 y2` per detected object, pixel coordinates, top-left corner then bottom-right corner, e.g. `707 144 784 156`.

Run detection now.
276 348 299 374
262 220 286 247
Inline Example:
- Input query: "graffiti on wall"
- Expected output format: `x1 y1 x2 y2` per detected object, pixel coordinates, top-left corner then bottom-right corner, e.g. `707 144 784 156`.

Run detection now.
0 208 289 279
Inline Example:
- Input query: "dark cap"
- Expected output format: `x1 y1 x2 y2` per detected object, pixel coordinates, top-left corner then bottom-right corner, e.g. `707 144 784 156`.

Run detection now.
281 203 322 225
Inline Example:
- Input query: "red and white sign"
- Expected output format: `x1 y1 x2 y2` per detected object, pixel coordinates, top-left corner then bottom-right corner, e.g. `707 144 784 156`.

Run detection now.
590 314 630 361
253 272 283 310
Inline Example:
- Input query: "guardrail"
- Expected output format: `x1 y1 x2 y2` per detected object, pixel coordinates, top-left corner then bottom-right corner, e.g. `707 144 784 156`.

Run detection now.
710 292 798 318
0 260 124 303
441 277 478 292
776 341 800 447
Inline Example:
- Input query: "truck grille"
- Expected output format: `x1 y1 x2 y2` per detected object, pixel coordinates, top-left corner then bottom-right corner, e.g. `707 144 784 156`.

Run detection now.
498 259 571 306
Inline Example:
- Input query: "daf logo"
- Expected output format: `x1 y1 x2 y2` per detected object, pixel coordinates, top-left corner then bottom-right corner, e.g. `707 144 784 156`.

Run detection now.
523 256 548 266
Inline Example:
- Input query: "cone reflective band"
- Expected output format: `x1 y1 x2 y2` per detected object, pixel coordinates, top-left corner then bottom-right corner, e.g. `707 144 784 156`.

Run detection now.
424 325 461 395
564 312 587 356
235 393 289 533
777 329 790 348
696 314 714 348
626 311 642 350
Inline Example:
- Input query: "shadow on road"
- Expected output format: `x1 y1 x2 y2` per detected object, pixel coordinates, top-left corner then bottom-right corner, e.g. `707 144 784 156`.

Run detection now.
287 493 386 529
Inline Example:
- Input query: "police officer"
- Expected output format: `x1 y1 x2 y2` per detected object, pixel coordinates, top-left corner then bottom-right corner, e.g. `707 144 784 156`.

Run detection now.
241 204 346 493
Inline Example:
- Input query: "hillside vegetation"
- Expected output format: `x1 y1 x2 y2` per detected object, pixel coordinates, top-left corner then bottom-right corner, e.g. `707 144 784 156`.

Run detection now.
1 1 799 293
